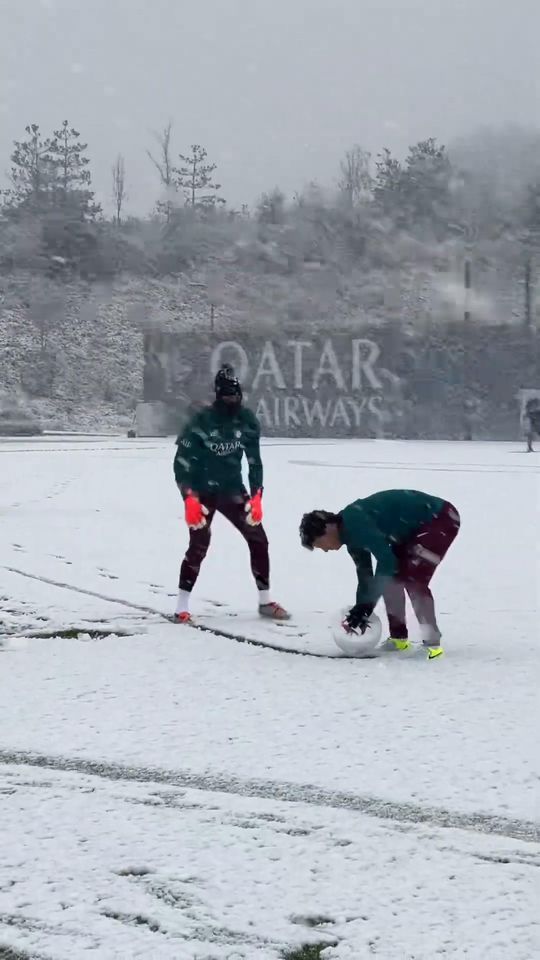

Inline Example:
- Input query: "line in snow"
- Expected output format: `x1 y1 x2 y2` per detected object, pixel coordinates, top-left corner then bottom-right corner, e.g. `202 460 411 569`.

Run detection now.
0 566 344 658
288 459 540 476
0 749 538 845
1 566 168 619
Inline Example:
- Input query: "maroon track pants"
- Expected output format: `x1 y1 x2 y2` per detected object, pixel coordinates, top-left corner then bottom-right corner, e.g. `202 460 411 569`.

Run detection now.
383 501 460 643
179 494 270 593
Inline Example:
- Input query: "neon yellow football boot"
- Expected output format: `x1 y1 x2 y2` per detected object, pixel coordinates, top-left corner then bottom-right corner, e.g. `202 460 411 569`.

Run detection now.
382 637 411 652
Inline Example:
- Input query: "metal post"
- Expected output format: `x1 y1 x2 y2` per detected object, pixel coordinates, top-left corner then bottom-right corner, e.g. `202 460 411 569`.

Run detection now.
464 258 471 323
463 258 472 439
524 256 532 329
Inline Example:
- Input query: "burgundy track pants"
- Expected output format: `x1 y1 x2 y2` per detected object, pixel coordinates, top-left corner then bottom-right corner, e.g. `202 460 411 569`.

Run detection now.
179 494 270 592
383 501 460 643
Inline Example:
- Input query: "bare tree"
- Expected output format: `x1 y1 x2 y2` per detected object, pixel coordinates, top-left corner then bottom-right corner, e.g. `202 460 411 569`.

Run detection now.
256 188 286 224
147 121 175 221
338 145 372 207
111 153 127 225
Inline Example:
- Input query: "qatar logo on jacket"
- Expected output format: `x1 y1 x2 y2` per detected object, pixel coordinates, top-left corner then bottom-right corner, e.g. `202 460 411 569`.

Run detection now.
209 440 243 456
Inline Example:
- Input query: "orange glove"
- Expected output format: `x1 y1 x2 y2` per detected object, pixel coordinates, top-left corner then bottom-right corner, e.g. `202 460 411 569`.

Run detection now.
245 489 263 526
184 494 208 530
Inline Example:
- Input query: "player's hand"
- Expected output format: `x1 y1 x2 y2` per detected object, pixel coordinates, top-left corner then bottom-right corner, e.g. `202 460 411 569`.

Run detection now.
245 489 263 526
343 604 372 634
184 494 208 530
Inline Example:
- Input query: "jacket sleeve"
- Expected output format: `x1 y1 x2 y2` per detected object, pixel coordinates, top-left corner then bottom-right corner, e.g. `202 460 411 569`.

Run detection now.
173 416 204 495
347 547 375 609
243 412 263 494
343 505 398 608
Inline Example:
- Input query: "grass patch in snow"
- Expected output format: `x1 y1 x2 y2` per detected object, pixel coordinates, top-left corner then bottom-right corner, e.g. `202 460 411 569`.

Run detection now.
101 910 161 933
282 946 328 960
22 628 131 640
0 947 44 960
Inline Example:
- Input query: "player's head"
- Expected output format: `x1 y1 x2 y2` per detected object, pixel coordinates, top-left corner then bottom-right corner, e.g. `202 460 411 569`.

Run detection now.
214 365 242 409
300 510 342 552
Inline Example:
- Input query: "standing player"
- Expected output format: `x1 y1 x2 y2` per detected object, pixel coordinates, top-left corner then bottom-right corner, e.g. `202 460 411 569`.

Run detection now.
300 489 460 659
524 397 540 452
173 365 289 623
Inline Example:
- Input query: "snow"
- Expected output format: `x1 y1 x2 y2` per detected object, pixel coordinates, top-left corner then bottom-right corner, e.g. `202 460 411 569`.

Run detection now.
1 436 539 958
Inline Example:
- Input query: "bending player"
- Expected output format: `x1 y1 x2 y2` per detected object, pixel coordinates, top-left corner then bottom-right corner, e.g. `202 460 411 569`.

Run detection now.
300 489 460 659
173 365 289 623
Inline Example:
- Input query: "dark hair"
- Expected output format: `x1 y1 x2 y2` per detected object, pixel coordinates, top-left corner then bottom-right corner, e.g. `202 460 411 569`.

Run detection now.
299 510 339 550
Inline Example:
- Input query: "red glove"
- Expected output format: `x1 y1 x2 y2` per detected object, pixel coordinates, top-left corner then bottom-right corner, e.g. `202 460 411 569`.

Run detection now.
245 489 263 526
184 493 208 530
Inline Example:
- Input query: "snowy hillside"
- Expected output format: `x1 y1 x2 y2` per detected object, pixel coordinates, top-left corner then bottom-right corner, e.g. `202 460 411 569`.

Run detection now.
1 250 535 435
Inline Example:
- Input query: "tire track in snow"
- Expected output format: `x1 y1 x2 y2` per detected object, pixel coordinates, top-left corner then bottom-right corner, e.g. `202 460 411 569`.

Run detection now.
1 749 538 845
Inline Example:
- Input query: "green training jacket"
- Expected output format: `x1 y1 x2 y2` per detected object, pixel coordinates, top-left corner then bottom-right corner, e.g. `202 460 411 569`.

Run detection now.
340 489 446 608
174 403 263 496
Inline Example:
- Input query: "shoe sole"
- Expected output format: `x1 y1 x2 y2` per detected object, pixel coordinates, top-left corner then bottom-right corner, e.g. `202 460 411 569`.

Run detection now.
259 614 292 622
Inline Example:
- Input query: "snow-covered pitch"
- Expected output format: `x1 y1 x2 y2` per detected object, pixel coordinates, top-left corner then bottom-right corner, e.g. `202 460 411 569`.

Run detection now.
0 435 539 960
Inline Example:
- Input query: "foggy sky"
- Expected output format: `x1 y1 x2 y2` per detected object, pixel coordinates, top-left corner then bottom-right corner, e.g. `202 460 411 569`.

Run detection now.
0 0 539 215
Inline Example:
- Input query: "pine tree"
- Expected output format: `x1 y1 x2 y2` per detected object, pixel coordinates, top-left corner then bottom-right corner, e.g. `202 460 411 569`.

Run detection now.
4 121 99 221
48 121 100 219
374 148 405 217
5 124 56 213
374 139 452 232
403 138 452 227
173 144 224 208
